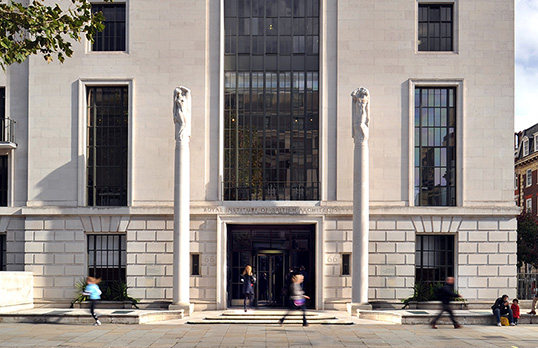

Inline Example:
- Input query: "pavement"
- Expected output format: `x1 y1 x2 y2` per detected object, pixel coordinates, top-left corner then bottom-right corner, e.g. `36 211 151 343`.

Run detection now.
1 310 538 347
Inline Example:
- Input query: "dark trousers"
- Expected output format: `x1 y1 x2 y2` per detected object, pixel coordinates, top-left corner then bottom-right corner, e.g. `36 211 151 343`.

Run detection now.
279 300 308 325
90 299 99 321
244 293 253 311
493 308 513 324
431 302 458 326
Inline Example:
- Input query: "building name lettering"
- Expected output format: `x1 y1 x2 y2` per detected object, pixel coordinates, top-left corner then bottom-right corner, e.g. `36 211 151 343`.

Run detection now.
202 207 351 215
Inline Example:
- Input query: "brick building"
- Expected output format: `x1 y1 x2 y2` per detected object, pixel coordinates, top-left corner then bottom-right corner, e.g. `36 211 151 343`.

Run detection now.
515 123 538 215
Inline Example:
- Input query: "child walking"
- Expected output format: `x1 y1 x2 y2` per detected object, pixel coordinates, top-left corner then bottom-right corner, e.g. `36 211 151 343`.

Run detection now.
83 277 102 326
511 298 520 325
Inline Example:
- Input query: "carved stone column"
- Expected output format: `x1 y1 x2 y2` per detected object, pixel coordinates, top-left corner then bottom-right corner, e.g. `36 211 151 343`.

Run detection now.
169 86 193 315
348 87 372 315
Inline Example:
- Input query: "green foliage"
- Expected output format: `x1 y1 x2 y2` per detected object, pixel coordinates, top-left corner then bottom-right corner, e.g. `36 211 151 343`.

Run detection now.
70 279 139 309
0 0 112 70
401 281 444 309
517 211 538 268
70 277 89 308
102 280 139 308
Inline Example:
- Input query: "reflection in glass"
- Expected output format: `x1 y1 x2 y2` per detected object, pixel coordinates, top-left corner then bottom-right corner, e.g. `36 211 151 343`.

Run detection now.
414 87 456 206
224 0 319 201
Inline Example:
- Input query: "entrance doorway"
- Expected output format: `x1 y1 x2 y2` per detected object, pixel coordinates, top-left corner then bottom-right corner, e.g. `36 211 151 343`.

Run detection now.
227 224 315 308
255 252 287 307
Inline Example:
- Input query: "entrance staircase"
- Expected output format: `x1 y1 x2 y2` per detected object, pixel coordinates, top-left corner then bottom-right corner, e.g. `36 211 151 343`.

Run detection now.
187 309 354 325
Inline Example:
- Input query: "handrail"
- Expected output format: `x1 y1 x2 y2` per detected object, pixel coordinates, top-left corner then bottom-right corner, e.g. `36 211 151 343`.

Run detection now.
222 181 320 201
0 117 16 144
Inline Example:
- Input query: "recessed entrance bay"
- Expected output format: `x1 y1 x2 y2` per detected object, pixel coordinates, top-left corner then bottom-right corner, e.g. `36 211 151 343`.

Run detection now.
227 224 315 308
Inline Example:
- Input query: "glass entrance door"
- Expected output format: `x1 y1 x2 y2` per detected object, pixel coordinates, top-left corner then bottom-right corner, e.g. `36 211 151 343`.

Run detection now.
255 252 287 307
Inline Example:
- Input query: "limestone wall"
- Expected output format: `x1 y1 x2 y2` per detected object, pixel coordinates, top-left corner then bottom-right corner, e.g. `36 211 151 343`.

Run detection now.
0 272 33 312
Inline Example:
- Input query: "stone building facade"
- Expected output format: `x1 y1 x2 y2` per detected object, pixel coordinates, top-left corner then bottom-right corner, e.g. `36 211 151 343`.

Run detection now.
0 0 517 310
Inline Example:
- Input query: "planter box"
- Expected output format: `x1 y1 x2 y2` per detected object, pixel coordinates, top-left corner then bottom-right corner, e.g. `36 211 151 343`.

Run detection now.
72 301 135 309
406 301 468 310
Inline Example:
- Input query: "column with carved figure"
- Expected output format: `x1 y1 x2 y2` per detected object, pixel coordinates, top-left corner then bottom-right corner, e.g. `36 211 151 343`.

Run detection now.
170 86 193 315
348 87 372 315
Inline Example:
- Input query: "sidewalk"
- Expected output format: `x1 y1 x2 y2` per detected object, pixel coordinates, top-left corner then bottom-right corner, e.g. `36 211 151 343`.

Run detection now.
1 310 538 347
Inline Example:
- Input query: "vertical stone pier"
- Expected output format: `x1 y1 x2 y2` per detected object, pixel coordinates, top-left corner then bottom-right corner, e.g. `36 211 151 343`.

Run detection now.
169 87 193 315
348 87 372 315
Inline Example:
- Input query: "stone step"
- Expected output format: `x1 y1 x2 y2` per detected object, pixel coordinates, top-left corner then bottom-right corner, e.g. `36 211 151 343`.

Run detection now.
201 315 338 321
188 310 353 325
188 319 352 325
0 309 184 325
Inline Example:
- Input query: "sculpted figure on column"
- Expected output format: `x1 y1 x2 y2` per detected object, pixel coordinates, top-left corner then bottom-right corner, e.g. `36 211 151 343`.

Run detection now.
173 86 192 142
351 87 370 142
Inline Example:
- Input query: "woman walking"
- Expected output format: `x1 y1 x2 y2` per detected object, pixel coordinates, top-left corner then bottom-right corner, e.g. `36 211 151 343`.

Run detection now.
241 265 256 312
279 274 310 327
83 277 102 326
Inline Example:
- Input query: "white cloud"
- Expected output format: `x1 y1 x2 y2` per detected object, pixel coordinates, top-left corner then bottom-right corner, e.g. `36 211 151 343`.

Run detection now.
515 0 538 131
515 63 538 132
516 0 538 66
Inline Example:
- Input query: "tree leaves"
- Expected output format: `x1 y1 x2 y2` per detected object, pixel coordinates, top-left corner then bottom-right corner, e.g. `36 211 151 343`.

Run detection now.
517 211 538 268
0 0 111 70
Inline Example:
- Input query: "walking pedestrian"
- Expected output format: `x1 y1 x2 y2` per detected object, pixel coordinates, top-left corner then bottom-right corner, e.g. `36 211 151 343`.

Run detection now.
430 277 462 329
241 265 256 312
279 274 310 327
83 277 102 326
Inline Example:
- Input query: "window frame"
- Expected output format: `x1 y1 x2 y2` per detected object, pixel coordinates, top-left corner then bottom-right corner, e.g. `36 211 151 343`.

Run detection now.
341 253 351 276
534 134 538 152
191 253 201 276
77 79 134 206
523 137 530 157
415 234 455 286
0 233 6 271
527 169 533 187
527 198 533 213
222 0 321 201
89 1 129 53
408 79 464 207
416 1 458 54
87 233 127 288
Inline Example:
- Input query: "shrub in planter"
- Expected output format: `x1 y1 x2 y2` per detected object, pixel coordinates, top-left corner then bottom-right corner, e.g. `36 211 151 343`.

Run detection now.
401 281 465 309
70 278 139 308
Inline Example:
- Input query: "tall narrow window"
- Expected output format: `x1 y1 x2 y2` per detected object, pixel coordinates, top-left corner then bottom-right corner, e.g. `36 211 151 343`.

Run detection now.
527 169 533 187
0 156 7 206
418 4 453 51
92 3 126 51
87 86 128 206
341 253 351 276
224 0 320 201
415 235 454 285
87 234 126 288
414 87 456 206
524 138 530 157
527 198 533 213
0 87 4 134
191 254 201 276
0 234 6 271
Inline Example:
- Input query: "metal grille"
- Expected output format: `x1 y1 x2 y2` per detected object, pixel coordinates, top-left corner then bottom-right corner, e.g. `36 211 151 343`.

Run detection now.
0 234 5 271
414 87 456 206
224 0 320 201
0 156 7 206
92 4 126 51
418 4 453 51
87 86 128 206
415 235 454 285
87 234 126 288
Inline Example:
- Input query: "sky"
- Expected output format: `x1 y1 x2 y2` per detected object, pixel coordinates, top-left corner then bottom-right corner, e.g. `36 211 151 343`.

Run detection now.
515 0 538 132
